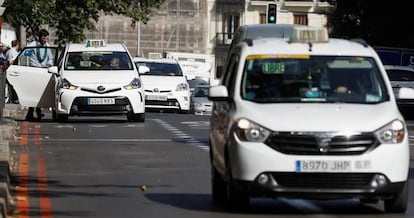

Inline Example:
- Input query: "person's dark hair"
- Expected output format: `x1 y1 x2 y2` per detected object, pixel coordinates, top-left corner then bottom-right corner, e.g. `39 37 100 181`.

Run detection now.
38 29 49 39
11 39 19 47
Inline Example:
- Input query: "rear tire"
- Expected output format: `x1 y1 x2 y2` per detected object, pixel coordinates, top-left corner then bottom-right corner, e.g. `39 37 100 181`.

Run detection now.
384 181 408 213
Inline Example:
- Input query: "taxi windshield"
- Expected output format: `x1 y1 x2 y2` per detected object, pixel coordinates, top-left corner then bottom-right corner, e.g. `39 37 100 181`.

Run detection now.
241 56 389 104
135 62 183 76
64 51 133 70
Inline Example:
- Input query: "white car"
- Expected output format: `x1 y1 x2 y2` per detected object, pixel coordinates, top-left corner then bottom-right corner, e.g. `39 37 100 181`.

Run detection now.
6 39 145 122
208 26 413 213
134 57 191 113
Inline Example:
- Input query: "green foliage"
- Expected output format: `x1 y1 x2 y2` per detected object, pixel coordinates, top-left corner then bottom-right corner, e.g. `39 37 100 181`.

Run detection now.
3 0 165 46
325 0 414 48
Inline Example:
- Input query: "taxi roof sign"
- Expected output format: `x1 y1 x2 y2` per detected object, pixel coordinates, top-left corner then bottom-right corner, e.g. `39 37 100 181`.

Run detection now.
86 39 106 47
289 26 329 43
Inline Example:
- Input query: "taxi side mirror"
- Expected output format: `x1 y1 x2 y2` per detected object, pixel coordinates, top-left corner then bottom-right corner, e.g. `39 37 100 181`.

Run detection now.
138 66 150 74
48 66 59 75
398 87 414 99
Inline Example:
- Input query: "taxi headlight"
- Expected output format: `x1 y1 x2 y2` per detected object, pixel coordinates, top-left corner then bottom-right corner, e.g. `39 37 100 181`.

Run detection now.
375 120 405 144
234 118 271 142
61 78 78 90
124 78 141 90
176 83 189 91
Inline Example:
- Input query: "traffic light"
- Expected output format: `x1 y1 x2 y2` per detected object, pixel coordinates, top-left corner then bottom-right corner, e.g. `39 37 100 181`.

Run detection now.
267 3 277 24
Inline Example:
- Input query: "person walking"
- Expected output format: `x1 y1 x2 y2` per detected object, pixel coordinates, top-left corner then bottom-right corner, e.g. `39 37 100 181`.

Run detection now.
6 39 20 65
5 40 20 103
26 29 54 121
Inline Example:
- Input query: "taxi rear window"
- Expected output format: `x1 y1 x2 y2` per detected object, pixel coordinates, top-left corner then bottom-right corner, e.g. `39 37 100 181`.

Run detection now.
64 51 133 70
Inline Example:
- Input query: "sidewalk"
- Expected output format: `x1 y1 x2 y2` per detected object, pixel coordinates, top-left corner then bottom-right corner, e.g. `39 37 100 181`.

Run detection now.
0 104 27 217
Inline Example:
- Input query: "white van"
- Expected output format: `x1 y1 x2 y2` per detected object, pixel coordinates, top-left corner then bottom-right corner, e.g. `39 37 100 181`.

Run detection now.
208 26 412 213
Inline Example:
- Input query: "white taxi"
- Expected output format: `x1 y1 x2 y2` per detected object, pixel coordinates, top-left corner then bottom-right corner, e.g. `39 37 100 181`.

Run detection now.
6 39 145 122
208 26 413 213
134 57 191 113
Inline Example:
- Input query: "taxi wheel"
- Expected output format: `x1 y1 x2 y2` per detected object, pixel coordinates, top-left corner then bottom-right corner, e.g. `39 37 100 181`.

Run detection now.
127 113 145 122
57 114 68 122
211 164 226 203
225 152 249 211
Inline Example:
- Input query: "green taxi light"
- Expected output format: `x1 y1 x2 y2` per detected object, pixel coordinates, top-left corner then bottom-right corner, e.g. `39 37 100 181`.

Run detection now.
289 27 329 43
86 39 106 47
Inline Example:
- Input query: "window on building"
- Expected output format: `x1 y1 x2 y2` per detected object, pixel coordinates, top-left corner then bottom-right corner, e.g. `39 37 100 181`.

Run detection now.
294 14 308 25
224 14 240 40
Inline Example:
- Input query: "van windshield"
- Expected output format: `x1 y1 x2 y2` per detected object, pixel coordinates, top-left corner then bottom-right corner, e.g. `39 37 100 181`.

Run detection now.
241 56 389 104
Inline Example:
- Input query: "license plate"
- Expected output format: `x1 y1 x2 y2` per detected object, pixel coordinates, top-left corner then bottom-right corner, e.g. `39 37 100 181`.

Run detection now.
145 95 167 101
296 160 351 172
88 98 115 105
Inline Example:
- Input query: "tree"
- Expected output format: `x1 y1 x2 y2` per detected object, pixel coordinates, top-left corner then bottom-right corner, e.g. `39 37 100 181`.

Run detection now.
3 0 165 46
324 0 414 48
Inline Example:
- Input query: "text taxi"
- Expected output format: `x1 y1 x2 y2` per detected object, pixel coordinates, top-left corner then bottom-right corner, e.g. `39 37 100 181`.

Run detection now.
208 26 414 213
6 39 145 122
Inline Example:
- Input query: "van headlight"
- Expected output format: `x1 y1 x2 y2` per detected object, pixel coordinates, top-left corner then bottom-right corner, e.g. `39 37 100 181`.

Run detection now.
124 78 141 90
234 118 271 142
375 120 405 143
176 83 189 91
61 78 78 90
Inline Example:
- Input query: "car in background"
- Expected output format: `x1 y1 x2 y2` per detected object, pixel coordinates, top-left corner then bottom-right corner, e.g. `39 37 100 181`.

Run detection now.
134 57 191 113
384 65 414 118
190 85 212 115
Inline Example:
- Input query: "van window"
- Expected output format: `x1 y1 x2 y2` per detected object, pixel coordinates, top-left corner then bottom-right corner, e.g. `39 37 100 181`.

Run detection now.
241 56 389 104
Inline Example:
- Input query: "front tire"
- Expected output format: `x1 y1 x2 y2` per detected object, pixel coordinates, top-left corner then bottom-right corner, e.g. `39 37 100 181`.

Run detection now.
56 114 68 122
211 164 227 203
225 153 249 211
127 113 145 122
384 181 408 213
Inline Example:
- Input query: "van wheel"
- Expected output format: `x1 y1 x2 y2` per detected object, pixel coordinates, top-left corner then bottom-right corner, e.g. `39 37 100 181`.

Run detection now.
211 164 226 204
225 155 249 211
384 181 408 213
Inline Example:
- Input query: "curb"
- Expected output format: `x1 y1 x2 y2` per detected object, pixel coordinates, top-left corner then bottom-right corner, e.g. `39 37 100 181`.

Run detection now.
0 104 27 217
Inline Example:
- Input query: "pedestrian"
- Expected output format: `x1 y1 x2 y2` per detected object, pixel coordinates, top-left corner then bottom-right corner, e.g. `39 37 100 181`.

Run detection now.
0 42 7 65
5 40 20 103
6 39 20 65
26 29 54 121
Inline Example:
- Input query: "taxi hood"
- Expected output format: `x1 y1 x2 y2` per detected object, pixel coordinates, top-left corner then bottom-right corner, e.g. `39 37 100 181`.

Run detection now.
236 101 402 132
62 70 137 85
140 75 187 90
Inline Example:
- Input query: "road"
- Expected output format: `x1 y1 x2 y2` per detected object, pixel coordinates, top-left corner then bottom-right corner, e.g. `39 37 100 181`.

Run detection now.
9 111 414 218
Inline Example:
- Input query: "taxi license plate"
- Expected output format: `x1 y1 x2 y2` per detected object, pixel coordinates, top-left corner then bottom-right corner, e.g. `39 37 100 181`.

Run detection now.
296 160 351 172
88 98 115 105
146 95 167 101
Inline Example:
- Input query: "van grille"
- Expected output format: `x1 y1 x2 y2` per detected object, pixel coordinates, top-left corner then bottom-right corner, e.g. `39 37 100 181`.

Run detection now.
264 132 379 155
271 172 375 189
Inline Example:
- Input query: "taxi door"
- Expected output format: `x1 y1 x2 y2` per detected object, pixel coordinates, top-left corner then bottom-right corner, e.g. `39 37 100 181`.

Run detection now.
6 46 58 108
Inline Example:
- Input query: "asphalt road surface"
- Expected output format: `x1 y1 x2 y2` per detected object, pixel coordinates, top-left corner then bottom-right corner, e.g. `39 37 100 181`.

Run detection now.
9 111 414 218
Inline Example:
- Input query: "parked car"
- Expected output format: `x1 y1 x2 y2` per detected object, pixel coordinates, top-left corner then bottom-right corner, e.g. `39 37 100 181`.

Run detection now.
134 57 191 113
384 65 414 118
190 85 212 115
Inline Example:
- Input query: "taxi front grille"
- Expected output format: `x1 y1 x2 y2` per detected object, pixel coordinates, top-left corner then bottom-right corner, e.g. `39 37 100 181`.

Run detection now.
80 88 122 94
271 172 375 189
264 132 379 155
146 99 179 107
